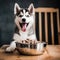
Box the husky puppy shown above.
[6,3,37,52]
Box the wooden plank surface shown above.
[0,45,60,60]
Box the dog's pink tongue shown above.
[22,24,27,32]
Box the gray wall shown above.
[0,0,60,46]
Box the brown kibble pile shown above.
[21,39,39,44]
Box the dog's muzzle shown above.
[19,23,29,32]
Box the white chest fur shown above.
[19,30,28,40]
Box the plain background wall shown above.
[0,0,60,46]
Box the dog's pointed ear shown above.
[28,3,35,15]
[14,3,21,15]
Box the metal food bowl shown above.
[16,41,47,55]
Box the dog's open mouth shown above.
[20,23,29,32]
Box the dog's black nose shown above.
[22,18,26,22]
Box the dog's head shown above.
[14,3,35,32]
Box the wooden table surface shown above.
[0,45,60,60]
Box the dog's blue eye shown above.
[19,15,23,17]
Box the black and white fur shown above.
[6,3,37,52]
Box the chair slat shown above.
[57,9,60,44]
[50,12,54,44]
[45,12,48,43]
[33,14,36,33]
[39,13,42,42]
[57,9,59,32]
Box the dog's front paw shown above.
[5,47,13,53]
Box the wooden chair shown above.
[35,8,60,45]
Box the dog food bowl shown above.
[16,41,47,55]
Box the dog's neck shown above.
[19,30,28,35]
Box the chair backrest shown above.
[35,8,59,45]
